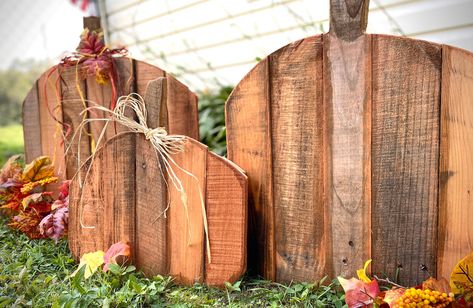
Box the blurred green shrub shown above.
[198,86,233,156]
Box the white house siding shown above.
[102,0,473,90]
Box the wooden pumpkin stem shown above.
[83,16,101,32]
[329,0,370,41]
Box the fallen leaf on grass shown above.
[451,251,473,302]
[338,276,380,308]
[71,250,105,279]
[103,241,131,272]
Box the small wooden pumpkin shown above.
[225,0,473,285]
[68,79,247,286]
[22,17,199,184]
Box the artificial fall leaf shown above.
[20,176,58,194]
[450,251,473,299]
[357,259,373,283]
[21,192,53,211]
[103,241,131,272]
[0,154,23,184]
[71,250,105,279]
[58,180,70,200]
[51,180,70,210]
[8,211,44,239]
[423,277,451,293]
[77,28,105,55]
[382,288,405,307]
[338,276,381,308]
[21,156,55,183]
[39,207,68,243]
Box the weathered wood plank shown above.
[438,46,473,280]
[37,69,66,182]
[168,139,207,284]
[135,79,168,276]
[69,133,135,259]
[69,155,105,259]
[86,76,114,146]
[204,152,247,286]
[371,35,441,285]
[166,76,199,139]
[329,0,369,41]
[226,58,275,279]
[102,133,136,255]
[22,81,42,163]
[113,57,135,133]
[135,134,167,275]
[324,33,371,277]
[60,66,91,179]
[269,35,327,282]
[134,60,165,99]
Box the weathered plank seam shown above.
[266,54,276,280]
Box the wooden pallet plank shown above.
[204,152,247,286]
[86,76,114,146]
[226,58,275,279]
[134,60,165,98]
[102,133,136,254]
[270,35,327,282]
[371,35,441,285]
[69,154,105,259]
[166,76,199,139]
[438,46,473,279]
[113,57,136,133]
[69,133,136,259]
[135,79,169,276]
[22,81,42,162]
[324,33,372,277]
[168,138,207,284]
[60,66,91,179]
[37,69,66,182]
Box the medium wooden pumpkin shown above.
[22,17,199,184]
[225,0,473,285]
[68,79,247,286]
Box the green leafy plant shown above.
[198,86,233,156]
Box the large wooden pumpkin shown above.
[22,17,199,184]
[225,0,473,285]
[69,79,248,286]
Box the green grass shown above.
[0,217,347,307]
[0,124,24,166]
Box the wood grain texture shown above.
[226,58,275,279]
[69,133,136,259]
[86,76,115,144]
[324,33,371,277]
[69,132,247,285]
[60,66,91,179]
[329,0,369,41]
[166,76,200,139]
[270,36,327,282]
[22,81,42,163]
[113,57,135,133]
[135,79,168,275]
[134,60,165,99]
[204,152,247,286]
[371,35,441,285]
[135,134,167,275]
[168,139,207,284]
[37,69,66,182]
[438,46,473,279]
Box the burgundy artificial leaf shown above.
[39,207,68,242]
[103,241,131,272]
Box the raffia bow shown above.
[67,93,211,263]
